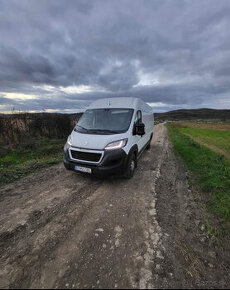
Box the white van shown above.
[64,97,154,178]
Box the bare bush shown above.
[0,112,82,147]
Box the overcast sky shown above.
[0,0,230,113]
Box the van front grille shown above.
[70,150,102,163]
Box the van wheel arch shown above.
[128,145,138,163]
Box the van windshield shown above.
[75,108,134,134]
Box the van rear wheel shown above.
[124,152,136,179]
[146,141,151,150]
[146,134,153,150]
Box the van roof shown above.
[88,97,152,111]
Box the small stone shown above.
[200,237,206,243]
[208,251,216,258]
[194,220,199,226]
[96,228,104,232]
[156,264,161,270]
[201,224,205,231]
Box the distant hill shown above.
[154,108,230,122]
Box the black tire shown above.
[146,141,151,150]
[124,152,137,179]
[63,161,71,170]
[146,134,153,150]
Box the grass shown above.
[180,127,230,153]
[205,219,220,238]
[0,137,65,186]
[167,123,230,223]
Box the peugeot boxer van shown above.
[63,97,154,178]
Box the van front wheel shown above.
[124,152,136,179]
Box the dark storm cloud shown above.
[0,0,230,112]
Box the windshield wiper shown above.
[88,129,119,134]
[74,125,88,132]
[75,126,120,134]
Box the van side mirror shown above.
[135,122,145,136]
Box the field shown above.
[168,122,230,223]
[171,122,230,159]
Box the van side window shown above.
[135,110,142,124]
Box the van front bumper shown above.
[63,145,129,177]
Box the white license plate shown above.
[74,165,92,174]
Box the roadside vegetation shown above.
[0,112,82,186]
[167,122,230,227]
[0,137,65,186]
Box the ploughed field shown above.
[0,124,230,289]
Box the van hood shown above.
[70,131,127,150]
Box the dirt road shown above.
[0,124,229,288]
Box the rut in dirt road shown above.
[0,124,229,289]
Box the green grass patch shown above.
[205,219,220,238]
[0,137,65,186]
[180,127,230,153]
[167,123,230,223]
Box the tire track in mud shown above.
[10,183,111,289]
[0,171,105,288]
[0,180,102,255]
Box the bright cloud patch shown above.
[147,102,170,108]
[59,85,102,94]
[1,92,39,100]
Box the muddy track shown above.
[0,124,229,289]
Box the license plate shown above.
[74,165,92,174]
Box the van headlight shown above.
[67,135,73,146]
[104,139,128,150]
